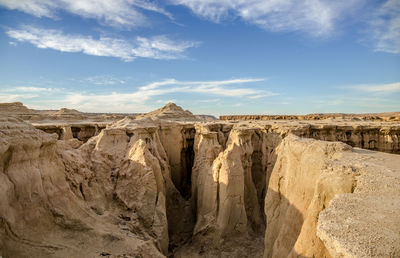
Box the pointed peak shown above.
[136,102,197,121]
[160,102,183,111]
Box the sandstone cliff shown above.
[0,117,165,257]
[0,102,34,113]
[220,112,400,122]
[264,135,400,257]
[1,103,400,258]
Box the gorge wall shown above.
[220,113,400,122]
[1,109,400,257]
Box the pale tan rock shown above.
[62,124,172,255]
[0,102,34,113]
[136,102,199,121]
[264,134,400,258]
[317,149,400,257]
[191,125,223,235]
[55,108,82,115]
[220,112,400,122]
[1,102,400,258]
[0,116,164,257]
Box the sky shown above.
[0,0,399,116]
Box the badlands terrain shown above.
[0,102,399,258]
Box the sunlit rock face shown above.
[0,117,164,257]
[1,102,399,257]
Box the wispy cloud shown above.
[84,75,126,85]
[137,78,271,97]
[139,78,265,90]
[0,0,172,29]
[351,82,400,93]
[0,93,38,102]
[197,98,220,103]
[171,0,361,37]
[5,86,58,92]
[6,26,199,61]
[369,0,400,54]
[0,78,276,112]
[248,93,277,99]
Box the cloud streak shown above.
[171,0,361,37]
[6,26,199,61]
[83,76,126,85]
[0,78,276,112]
[351,82,400,93]
[0,0,172,28]
[5,86,57,92]
[369,0,400,54]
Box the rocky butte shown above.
[0,102,399,257]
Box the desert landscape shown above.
[0,102,399,257]
[1,1,399,257]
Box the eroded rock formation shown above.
[1,102,400,257]
[0,117,164,257]
[220,112,400,122]
[264,135,400,257]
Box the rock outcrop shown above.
[0,117,164,257]
[264,135,400,257]
[293,124,400,154]
[136,102,199,121]
[1,102,400,258]
[220,112,400,122]
[0,102,34,113]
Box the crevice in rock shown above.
[37,125,103,142]
[159,127,197,255]
[73,126,99,142]
[37,127,63,140]
[250,131,267,226]
[179,128,195,199]
[71,127,81,139]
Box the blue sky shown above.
[0,0,399,115]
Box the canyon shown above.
[1,102,399,257]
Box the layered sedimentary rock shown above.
[0,102,34,113]
[317,149,400,257]
[35,124,106,141]
[190,126,278,237]
[264,135,400,257]
[0,117,165,257]
[136,102,198,121]
[220,112,400,121]
[292,124,400,154]
[175,125,270,257]
[1,102,400,258]
[264,135,353,257]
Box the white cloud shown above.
[0,93,38,102]
[369,0,400,54]
[352,82,400,93]
[7,86,56,92]
[171,0,361,37]
[139,78,265,90]
[137,78,271,97]
[0,0,172,28]
[84,76,126,85]
[197,98,220,103]
[0,78,276,112]
[248,93,278,99]
[6,26,198,61]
